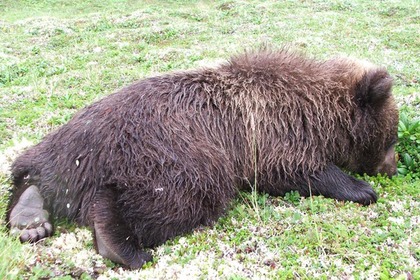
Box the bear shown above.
[6,49,398,269]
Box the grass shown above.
[0,0,419,279]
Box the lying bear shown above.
[7,49,398,269]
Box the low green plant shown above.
[396,108,420,178]
[283,190,301,206]
[0,230,28,280]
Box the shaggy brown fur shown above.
[7,49,398,268]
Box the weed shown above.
[397,108,420,178]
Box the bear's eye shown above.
[387,139,398,149]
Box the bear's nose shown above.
[376,148,398,177]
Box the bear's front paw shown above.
[346,179,378,206]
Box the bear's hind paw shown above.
[11,222,53,243]
[9,185,53,243]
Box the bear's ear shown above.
[356,68,393,108]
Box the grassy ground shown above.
[0,0,419,279]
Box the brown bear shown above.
[6,49,398,269]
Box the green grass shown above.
[0,0,419,279]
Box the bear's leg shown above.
[91,187,152,269]
[307,164,377,205]
[8,185,53,242]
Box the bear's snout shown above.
[376,146,398,177]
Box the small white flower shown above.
[388,216,404,225]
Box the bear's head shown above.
[346,67,399,177]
